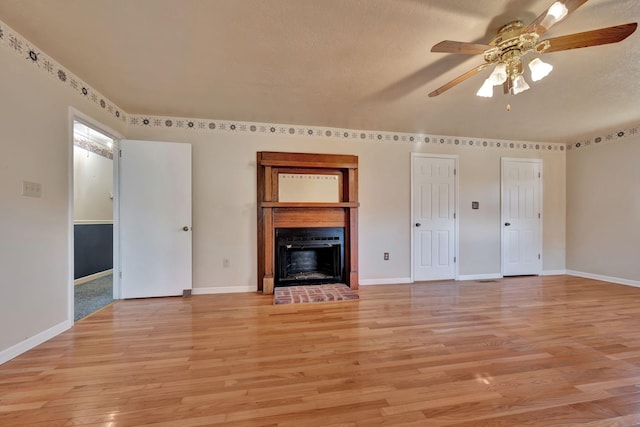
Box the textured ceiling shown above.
[0,0,638,143]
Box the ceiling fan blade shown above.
[543,22,637,53]
[431,40,491,55]
[428,64,490,97]
[524,0,589,36]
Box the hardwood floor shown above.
[4,275,640,426]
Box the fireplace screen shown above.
[275,227,344,287]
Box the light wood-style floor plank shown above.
[4,276,640,425]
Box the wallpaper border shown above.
[0,20,126,124]
[73,137,113,160]
[566,125,639,152]
[125,113,566,152]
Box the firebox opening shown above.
[275,227,344,287]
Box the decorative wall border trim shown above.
[73,136,113,159]
[127,113,568,152]
[1,17,636,154]
[0,20,126,124]
[566,124,640,153]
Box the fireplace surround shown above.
[256,152,359,294]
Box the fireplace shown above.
[275,227,344,287]
[257,152,359,294]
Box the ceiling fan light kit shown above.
[476,78,494,97]
[427,0,637,98]
[511,74,531,95]
[488,63,508,85]
[542,1,570,29]
[529,57,554,82]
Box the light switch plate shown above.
[22,181,42,198]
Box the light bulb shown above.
[511,75,530,95]
[548,2,568,21]
[541,1,568,28]
[488,63,508,86]
[529,58,553,82]
[476,78,494,98]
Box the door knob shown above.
[504,223,511,227]
[183,226,190,232]
[415,223,421,227]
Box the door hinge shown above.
[454,169,457,176]
[454,256,457,263]
[119,149,122,157]
[453,212,456,219]
[538,172,541,178]
[538,213,541,219]
[119,271,122,278]
[538,254,541,260]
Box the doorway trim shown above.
[500,157,543,276]
[68,107,123,323]
[410,152,459,283]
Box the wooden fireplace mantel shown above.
[257,152,359,294]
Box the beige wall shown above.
[73,146,113,222]
[0,45,126,356]
[126,126,567,289]
[566,135,640,281]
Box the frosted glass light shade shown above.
[488,63,508,85]
[548,2,568,21]
[511,75,530,95]
[541,1,568,28]
[476,78,494,97]
[529,58,553,82]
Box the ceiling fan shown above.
[428,0,637,98]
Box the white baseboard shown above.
[457,273,503,281]
[74,269,113,286]
[541,269,567,276]
[567,270,640,288]
[359,277,412,286]
[192,286,256,295]
[458,271,569,280]
[0,320,71,365]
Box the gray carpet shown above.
[74,274,114,321]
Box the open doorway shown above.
[72,120,115,320]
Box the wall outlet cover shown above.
[22,181,42,198]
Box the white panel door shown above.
[501,158,541,276]
[119,140,192,298]
[412,155,456,281]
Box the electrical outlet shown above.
[22,181,42,198]
[384,252,389,261]
[223,258,230,268]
